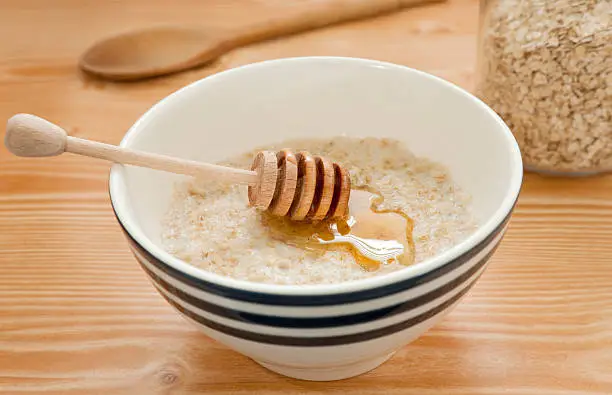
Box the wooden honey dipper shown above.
[4,114,350,221]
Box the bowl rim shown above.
[109,56,523,297]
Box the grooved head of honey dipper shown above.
[329,164,351,219]
[248,149,351,222]
[248,151,278,209]
[310,156,336,221]
[268,150,298,217]
[289,151,318,221]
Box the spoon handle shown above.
[228,0,443,48]
[5,114,258,185]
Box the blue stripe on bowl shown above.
[156,274,482,347]
[136,245,498,328]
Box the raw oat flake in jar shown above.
[476,0,611,175]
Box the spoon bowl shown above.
[79,27,230,80]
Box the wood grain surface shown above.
[1,1,611,394]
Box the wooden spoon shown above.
[5,114,350,221]
[79,0,443,81]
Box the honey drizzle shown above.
[355,185,416,269]
[261,186,415,271]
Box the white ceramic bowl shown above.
[109,57,522,381]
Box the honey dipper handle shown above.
[5,114,258,185]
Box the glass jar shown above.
[476,0,612,175]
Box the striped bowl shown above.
[109,57,523,381]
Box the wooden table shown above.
[1,1,611,394]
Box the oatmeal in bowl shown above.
[109,57,522,381]
[162,136,478,285]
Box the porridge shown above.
[161,137,478,285]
